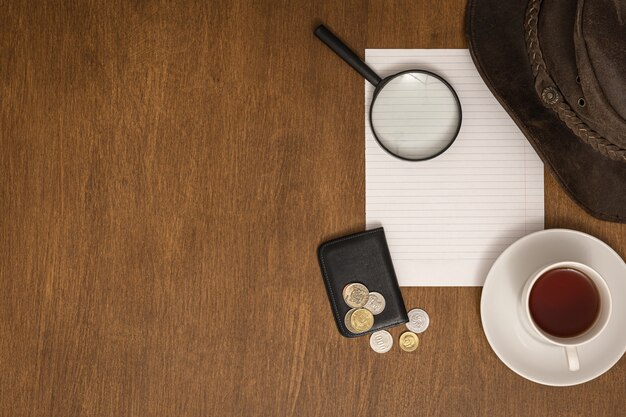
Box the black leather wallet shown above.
[317,228,408,337]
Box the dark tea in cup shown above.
[523,261,612,372]
[528,268,600,338]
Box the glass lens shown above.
[370,72,461,160]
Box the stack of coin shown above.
[343,283,431,354]
[342,282,387,334]
[344,308,374,334]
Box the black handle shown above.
[314,25,381,87]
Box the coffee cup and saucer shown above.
[481,229,626,386]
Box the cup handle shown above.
[565,346,579,372]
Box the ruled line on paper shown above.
[365,49,544,287]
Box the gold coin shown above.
[350,308,374,333]
[399,331,420,352]
[344,309,357,333]
[342,283,369,308]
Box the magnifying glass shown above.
[315,25,462,162]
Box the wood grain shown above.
[0,1,624,416]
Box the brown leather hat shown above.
[466,0,626,222]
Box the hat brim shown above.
[466,0,626,223]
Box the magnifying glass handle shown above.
[314,25,381,87]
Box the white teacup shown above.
[522,261,612,372]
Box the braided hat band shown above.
[524,0,626,162]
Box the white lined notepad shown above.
[365,49,544,286]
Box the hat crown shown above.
[536,0,626,150]
[576,0,626,120]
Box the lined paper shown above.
[365,49,544,286]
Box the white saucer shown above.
[481,229,626,386]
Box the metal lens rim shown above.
[369,69,463,162]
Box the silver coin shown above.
[364,292,386,315]
[369,330,393,353]
[342,283,369,308]
[406,308,430,333]
[344,308,357,333]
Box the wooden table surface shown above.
[1,1,625,416]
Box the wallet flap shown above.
[318,228,409,337]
